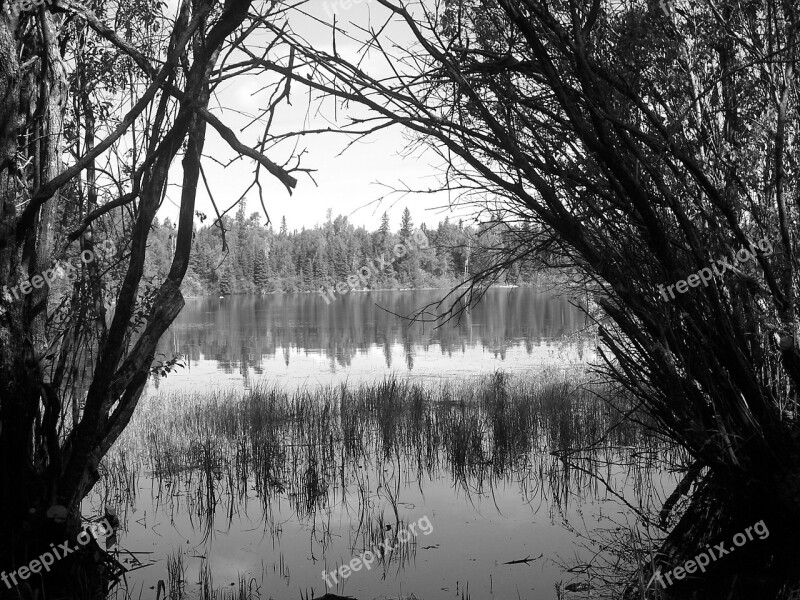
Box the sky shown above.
[154,0,470,233]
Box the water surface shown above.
[150,288,594,393]
[91,288,670,600]
[95,375,674,600]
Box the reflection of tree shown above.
[240,341,251,389]
[383,340,393,369]
[156,289,585,379]
[404,338,414,371]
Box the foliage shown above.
[258,0,800,595]
[0,0,305,587]
[159,207,547,295]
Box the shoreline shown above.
[184,282,532,299]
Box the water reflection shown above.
[96,372,675,600]
[151,288,593,392]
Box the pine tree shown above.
[304,258,315,288]
[280,216,287,236]
[220,268,233,296]
[379,212,390,237]
[254,247,269,293]
[236,199,247,226]
[400,207,413,238]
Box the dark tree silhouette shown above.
[0,0,302,595]
[259,0,800,596]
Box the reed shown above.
[96,367,676,588]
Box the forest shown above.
[147,205,544,296]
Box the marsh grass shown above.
[99,368,673,518]
[98,368,677,597]
[166,551,186,599]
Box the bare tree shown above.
[245,0,800,596]
[0,0,305,594]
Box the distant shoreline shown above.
[184,283,528,299]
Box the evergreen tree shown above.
[400,207,413,238]
[219,267,233,296]
[379,212,390,238]
[304,258,315,288]
[254,247,269,293]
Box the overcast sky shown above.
[154,0,467,232]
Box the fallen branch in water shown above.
[503,553,543,565]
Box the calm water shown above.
[89,288,671,600]
[148,288,595,393]
[94,376,674,600]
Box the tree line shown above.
[144,206,545,296]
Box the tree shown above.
[269,0,800,595]
[379,211,391,239]
[0,0,301,594]
[219,266,234,296]
[253,246,269,293]
[395,208,420,285]
[399,207,413,238]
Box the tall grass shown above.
[97,368,676,535]
[95,368,683,599]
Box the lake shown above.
[149,287,596,393]
[91,288,671,600]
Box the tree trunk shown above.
[627,452,800,599]
[0,7,89,596]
